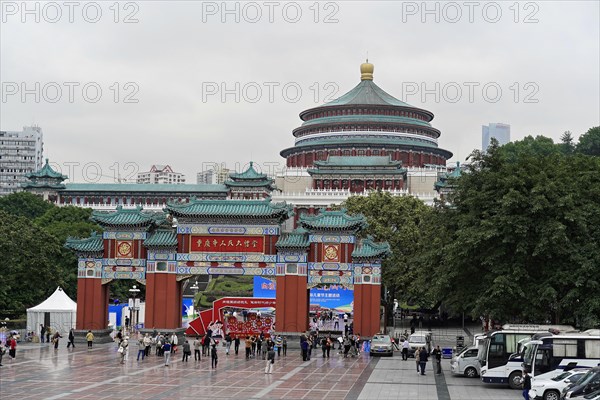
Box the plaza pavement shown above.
[0,326,520,400]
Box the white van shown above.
[451,345,480,378]
[408,331,433,357]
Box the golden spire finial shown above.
[360,58,374,81]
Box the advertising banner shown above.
[253,276,353,312]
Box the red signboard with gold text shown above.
[190,235,264,253]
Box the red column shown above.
[353,283,381,337]
[275,274,308,333]
[76,278,109,330]
[145,272,182,329]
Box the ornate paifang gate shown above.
[66,201,389,336]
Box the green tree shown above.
[420,137,600,327]
[577,126,600,156]
[343,192,432,312]
[0,192,52,219]
[35,206,102,300]
[560,131,575,155]
[0,210,64,312]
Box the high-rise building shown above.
[482,123,511,151]
[0,125,44,195]
[136,165,185,184]
[196,166,230,184]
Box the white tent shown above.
[27,287,77,335]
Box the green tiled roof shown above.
[314,156,401,167]
[22,182,66,189]
[434,163,462,191]
[301,114,432,128]
[324,80,412,108]
[276,227,310,249]
[307,169,406,176]
[228,162,267,180]
[166,198,293,222]
[65,232,104,253]
[352,237,391,259]
[145,229,178,247]
[63,183,228,193]
[26,159,68,180]
[91,206,166,227]
[224,180,274,188]
[299,209,367,232]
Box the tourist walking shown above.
[163,340,172,366]
[225,333,232,355]
[245,336,252,359]
[170,333,178,353]
[0,340,5,366]
[415,348,421,372]
[282,336,287,356]
[234,335,240,355]
[8,335,17,360]
[251,335,257,357]
[137,336,146,361]
[182,340,191,362]
[431,346,442,374]
[143,333,152,356]
[46,326,51,343]
[522,369,532,400]
[40,324,46,343]
[275,335,283,357]
[52,331,63,350]
[67,328,75,348]
[301,336,309,361]
[211,342,218,369]
[193,336,202,361]
[119,336,129,364]
[402,339,409,360]
[86,330,94,349]
[265,346,275,374]
[419,347,428,375]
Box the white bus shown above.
[524,330,600,381]
[478,324,575,389]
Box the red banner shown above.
[190,235,264,253]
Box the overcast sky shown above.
[1,1,599,183]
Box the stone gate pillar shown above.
[353,263,382,337]
[76,257,109,330]
[275,262,309,333]
[145,258,182,329]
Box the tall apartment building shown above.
[0,125,44,195]
[482,123,511,151]
[136,165,186,184]
[196,166,230,184]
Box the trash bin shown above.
[442,348,453,359]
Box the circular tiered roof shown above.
[280,62,453,167]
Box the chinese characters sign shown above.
[190,235,264,253]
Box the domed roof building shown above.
[281,61,452,171]
[275,62,452,206]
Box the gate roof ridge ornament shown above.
[298,209,367,232]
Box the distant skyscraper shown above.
[0,125,44,195]
[482,123,511,151]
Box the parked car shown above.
[450,345,480,378]
[529,369,587,400]
[583,388,600,400]
[407,331,432,357]
[561,367,600,399]
[370,334,394,357]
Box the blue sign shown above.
[253,277,353,312]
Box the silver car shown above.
[370,334,394,357]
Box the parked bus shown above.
[523,330,600,381]
[478,324,575,389]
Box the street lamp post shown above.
[128,285,140,333]
[190,280,199,318]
